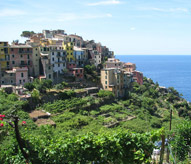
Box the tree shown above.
[24,82,35,91]
[20,31,35,38]
[42,80,53,91]
[171,120,191,161]
[31,89,40,104]
[84,65,96,74]
[33,79,53,93]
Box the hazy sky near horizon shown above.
[1,0,191,55]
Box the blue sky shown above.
[1,0,191,55]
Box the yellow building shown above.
[63,42,75,62]
[0,42,9,70]
[40,39,57,47]
[101,68,133,97]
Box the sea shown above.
[116,55,191,102]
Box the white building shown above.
[49,45,66,74]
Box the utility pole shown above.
[167,107,172,163]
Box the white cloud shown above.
[87,0,121,6]
[0,9,26,17]
[130,27,135,31]
[57,13,112,22]
[140,7,189,13]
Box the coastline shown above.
[116,55,191,102]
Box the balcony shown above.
[57,54,63,57]
[20,63,28,67]
[19,51,32,54]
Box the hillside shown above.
[0,77,190,163]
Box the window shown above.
[58,58,60,62]
[2,81,4,84]
[12,54,14,58]
[52,58,54,61]
[76,70,78,73]
[23,79,25,82]
[7,61,9,66]
[11,80,13,84]
[71,53,72,55]
[48,66,51,70]
[105,76,107,79]
[58,64,60,67]
[71,48,72,50]
[49,74,51,79]
[36,48,37,50]
[19,80,22,84]
[20,55,23,58]
[28,61,30,65]
[105,81,107,84]
[21,61,24,65]
[10,73,13,76]
[36,54,38,56]
[21,73,24,77]
[52,52,54,55]
[11,48,14,52]
[27,54,30,59]
[80,69,82,73]
[105,86,107,89]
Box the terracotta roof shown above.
[124,62,135,65]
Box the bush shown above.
[98,90,114,98]
[58,90,76,100]
[24,82,35,91]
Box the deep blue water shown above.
[116,55,191,102]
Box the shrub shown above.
[97,90,114,98]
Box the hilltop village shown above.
[0,29,143,97]
[1,30,191,164]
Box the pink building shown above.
[67,62,77,69]
[133,71,143,85]
[71,68,84,80]
[9,45,33,76]
[12,67,29,85]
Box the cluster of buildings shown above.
[0,29,114,86]
[0,29,143,98]
[101,58,143,97]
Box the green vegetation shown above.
[1,77,191,163]
[25,79,53,93]
[98,90,115,98]
[20,31,35,38]
[53,81,68,90]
